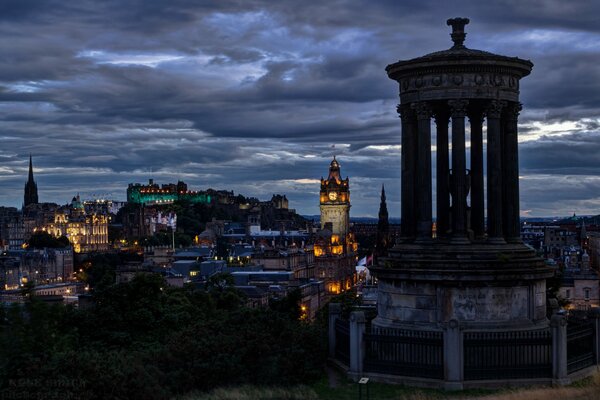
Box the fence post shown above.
[443,319,463,390]
[590,307,600,365]
[551,312,569,385]
[349,310,366,380]
[329,303,342,358]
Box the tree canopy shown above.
[27,231,70,249]
[0,274,326,400]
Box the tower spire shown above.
[28,154,34,181]
[23,154,39,208]
[375,184,390,258]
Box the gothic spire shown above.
[28,154,34,181]
[379,185,388,218]
[375,184,390,257]
[23,154,39,208]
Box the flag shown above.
[357,256,367,267]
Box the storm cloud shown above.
[0,0,599,217]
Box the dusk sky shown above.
[1,1,599,217]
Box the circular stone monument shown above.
[370,18,554,330]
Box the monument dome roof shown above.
[386,17,533,79]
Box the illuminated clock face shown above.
[328,192,338,201]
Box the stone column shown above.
[328,303,342,358]
[349,310,366,380]
[412,102,433,242]
[502,102,523,243]
[399,104,417,240]
[449,99,469,243]
[435,110,450,239]
[443,319,463,390]
[486,100,506,244]
[469,108,485,240]
[551,313,569,385]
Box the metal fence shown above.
[567,318,596,374]
[334,318,350,365]
[363,327,444,379]
[463,329,552,380]
[330,305,599,385]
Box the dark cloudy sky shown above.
[1,1,599,217]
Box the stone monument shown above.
[371,18,554,330]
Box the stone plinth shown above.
[370,242,553,330]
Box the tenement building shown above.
[330,18,599,389]
[315,157,357,294]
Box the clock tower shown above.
[320,157,350,237]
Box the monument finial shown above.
[446,17,470,48]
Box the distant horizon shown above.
[3,179,598,222]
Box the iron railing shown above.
[463,329,552,380]
[363,327,444,379]
[334,318,350,365]
[567,318,596,374]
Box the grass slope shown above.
[176,370,600,400]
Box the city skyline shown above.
[1,1,599,217]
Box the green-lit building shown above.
[127,179,211,205]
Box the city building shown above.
[35,195,109,253]
[319,156,350,237]
[0,248,73,290]
[559,250,600,310]
[315,157,357,294]
[0,281,84,304]
[521,222,546,250]
[83,199,127,216]
[252,245,315,280]
[0,207,20,249]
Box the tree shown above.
[27,231,70,249]
[269,288,302,320]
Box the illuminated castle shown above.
[127,179,211,205]
[314,157,357,294]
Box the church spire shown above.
[28,154,34,181]
[23,154,39,208]
[379,185,388,218]
[375,184,390,257]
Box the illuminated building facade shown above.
[127,179,211,205]
[0,248,73,290]
[319,156,350,237]
[36,195,109,253]
[315,157,357,294]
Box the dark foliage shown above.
[0,274,326,399]
[27,231,70,249]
